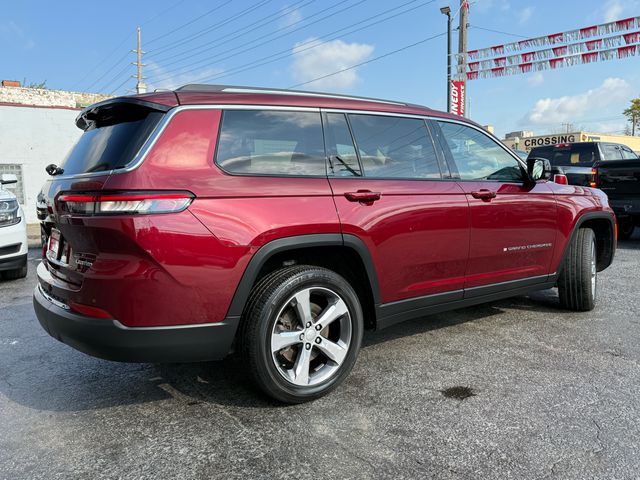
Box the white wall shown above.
[0,105,82,223]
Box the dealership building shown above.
[503,130,640,153]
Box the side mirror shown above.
[0,174,18,185]
[526,157,552,181]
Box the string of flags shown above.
[464,16,640,80]
[467,16,640,60]
[466,43,639,80]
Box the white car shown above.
[0,174,28,279]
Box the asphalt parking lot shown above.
[1,234,639,480]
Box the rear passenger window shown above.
[601,144,622,161]
[324,113,361,176]
[348,114,441,179]
[438,121,523,181]
[216,110,326,176]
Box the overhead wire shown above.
[149,0,433,86]
[289,32,447,89]
[147,0,363,82]
[174,0,435,82]
[149,0,314,64]
[75,0,186,91]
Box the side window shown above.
[216,110,326,176]
[348,114,441,179]
[601,144,622,161]
[324,113,361,177]
[622,146,638,159]
[437,121,524,181]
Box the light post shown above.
[440,6,452,113]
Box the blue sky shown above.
[2,0,639,137]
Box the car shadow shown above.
[1,290,567,413]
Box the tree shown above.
[623,98,640,136]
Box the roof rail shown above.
[176,84,408,106]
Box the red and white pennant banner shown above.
[467,31,640,71]
[467,16,640,60]
[466,43,639,80]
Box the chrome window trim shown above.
[53,103,524,181]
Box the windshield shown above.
[60,105,164,175]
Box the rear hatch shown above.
[40,98,172,286]
[594,159,640,214]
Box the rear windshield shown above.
[60,104,164,175]
[529,144,597,167]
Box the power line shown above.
[183,0,436,86]
[148,0,430,87]
[469,24,528,38]
[74,0,186,91]
[148,0,360,80]
[145,0,234,45]
[289,32,446,88]
[147,0,273,58]
[150,0,314,64]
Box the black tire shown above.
[2,264,27,280]
[558,228,597,311]
[618,217,635,240]
[240,265,363,403]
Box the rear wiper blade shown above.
[45,164,64,176]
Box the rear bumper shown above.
[33,284,239,363]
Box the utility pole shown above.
[457,0,469,115]
[133,26,146,94]
[440,6,452,112]
[561,122,573,133]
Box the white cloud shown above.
[519,6,534,24]
[601,0,640,22]
[291,38,374,90]
[279,6,303,29]
[526,72,544,86]
[523,77,632,126]
[603,0,624,22]
[145,61,224,91]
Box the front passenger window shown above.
[437,121,524,181]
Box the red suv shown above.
[34,85,616,403]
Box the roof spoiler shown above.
[75,97,172,131]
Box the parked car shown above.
[528,141,638,186]
[34,85,616,403]
[592,158,640,239]
[0,174,28,279]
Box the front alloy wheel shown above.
[241,266,363,403]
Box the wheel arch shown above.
[562,212,615,273]
[227,234,381,328]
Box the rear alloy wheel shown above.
[241,266,363,403]
[558,228,597,311]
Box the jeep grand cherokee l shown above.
[34,85,616,403]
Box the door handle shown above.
[344,190,382,204]
[470,189,497,200]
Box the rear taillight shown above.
[57,191,194,215]
[553,174,568,185]
[590,168,598,188]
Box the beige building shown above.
[502,131,640,153]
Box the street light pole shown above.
[440,6,452,113]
